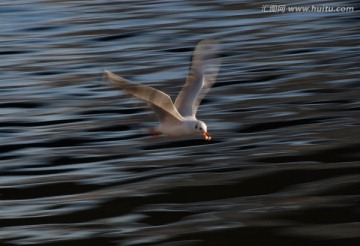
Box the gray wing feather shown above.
[104,70,183,124]
[174,40,221,117]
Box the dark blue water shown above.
[1,1,359,245]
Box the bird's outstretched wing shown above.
[104,70,183,124]
[174,40,221,118]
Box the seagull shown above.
[104,40,221,141]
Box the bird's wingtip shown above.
[103,70,111,77]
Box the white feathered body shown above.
[157,119,196,137]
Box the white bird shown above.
[104,40,221,141]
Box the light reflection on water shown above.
[0,0,359,245]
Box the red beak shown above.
[202,132,211,141]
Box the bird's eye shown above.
[195,123,198,129]
[199,127,203,131]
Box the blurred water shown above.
[0,0,360,245]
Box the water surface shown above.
[0,1,359,245]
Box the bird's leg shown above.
[150,128,162,137]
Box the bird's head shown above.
[195,120,211,141]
